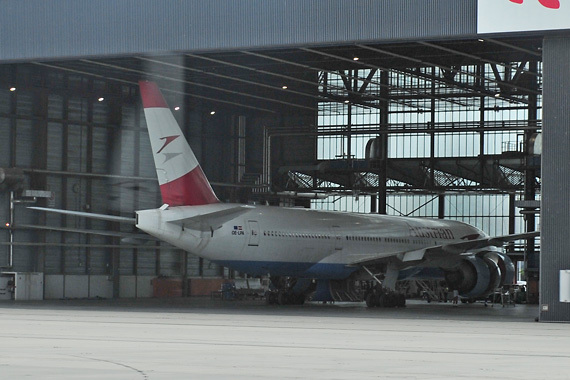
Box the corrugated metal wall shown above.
[0,0,477,62]
[0,65,232,280]
[540,36,570,322]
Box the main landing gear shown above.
[265,276,312,306]
[362,265,406,308]
[265,290,306,305]
[364,288,406,308]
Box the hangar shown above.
[0,0,567,322]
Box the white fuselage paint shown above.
[136,204,485,279]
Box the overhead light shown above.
[494,93,501,98]
[344,100,350,104]
[9,87,16,92]
[353,57,359,61]
[174,106,180,111]
[282,85,288,89]
[478,39,485,42]
[210,111,216,115]
[98,97,104,102]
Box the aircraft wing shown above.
[29,206,136,224]
[349,230,540,267]
[167,205,254,231]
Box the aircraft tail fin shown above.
[139,81,219,206]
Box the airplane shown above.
[32,81,540,307]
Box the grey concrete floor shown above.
[0,298,569,379]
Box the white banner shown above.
[478,0,570,33]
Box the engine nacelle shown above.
[444,254,511,299]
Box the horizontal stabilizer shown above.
[16,223,155,241]
[29,207,136,224]
[167,205,254,231]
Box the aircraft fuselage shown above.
[136,204,485,279]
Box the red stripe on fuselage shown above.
[160,166,219,206]
[139,81,169,108]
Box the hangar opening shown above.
[0,1,567,321]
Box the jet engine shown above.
[444,253,514,299]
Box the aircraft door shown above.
[248,220,260,246]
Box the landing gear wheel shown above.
[265,291,277,305]
[396,293,406,307]
[277,291,289,305]
[366,293,377,308]
[377,294,385,308]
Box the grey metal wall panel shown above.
[66,125,88,172]
[119,250,134,276]
[91,128,109,174]
[0,89,11,113]
[186,254,201,277]
[47,123,63,171]
[0,0,477,62]
[12,230,34,270]
[43,245,62,274]
[88,238,108,275]
[139,130,156,177]
[64,244,86,275]
[159,250,182,276]
[0,192,8,267]
[136,249,157,276]
[0,117,10,167]
[15,119,33,167]
[47,94,63,120]
[540,36,570,322]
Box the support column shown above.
[525,60,539,304]
[377,70,389,214]
[438,194,445,220]
[107,82,123,298]
[540,36,570,322]
[31,74,49,273]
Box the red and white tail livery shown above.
[139,81,219,206]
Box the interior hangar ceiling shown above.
[29,36,543,116]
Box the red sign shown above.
[509,0,560,9]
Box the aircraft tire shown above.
[265,291,277,305]
[384,293,396,308]
[396,293,406,307]
[377,294,385,308]
[277,291,290,305]
[365,293,377,308]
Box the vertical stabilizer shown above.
[139,81,219,206]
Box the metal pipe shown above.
[20,168,265,188]
[8,191,14,268]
